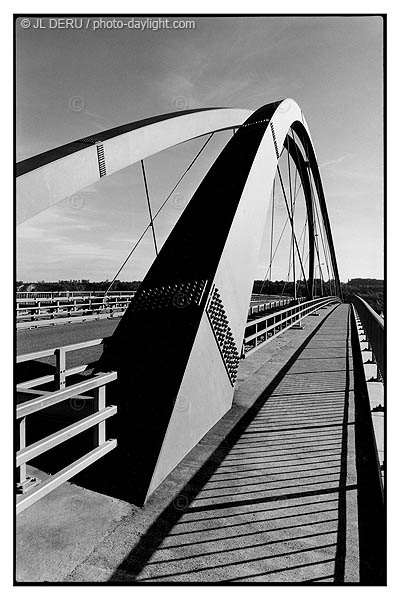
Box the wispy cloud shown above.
[319,153,355,169]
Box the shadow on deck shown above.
[64,304,385,584]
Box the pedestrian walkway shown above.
[104,304,357,582]
[18,304,384,583]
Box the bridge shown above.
[15,99,385,583]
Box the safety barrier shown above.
[243,296,340,356]
[16,371,117,514]
[248,296,306,316]
[16,297,132,329]
[16,338,108,391]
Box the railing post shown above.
[17,417,26,486]
[93,385,106,447]
[16,417,40,493]
[55,348,66,389]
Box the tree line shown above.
[17,277,384,314]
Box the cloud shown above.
[319,153,355,169]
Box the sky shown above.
[16,15,384,283]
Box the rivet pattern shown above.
[270,122,280,159]
[206,287,240,385]
[240,118,270,129]
[130,280,207,312]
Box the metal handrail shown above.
[352,295,385,381]
[17,337,109,390]
[17,372,116,419]
[16,371,118,514]
[243,296,340,356]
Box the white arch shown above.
[94,99,335,501]
[16,108,252,225]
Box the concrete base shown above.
[16,466,132,582]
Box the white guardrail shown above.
[16,292,137,330]
[16,335,117,514]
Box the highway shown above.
[17,317,121,356]
[17,317,122,377]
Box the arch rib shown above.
[16,108,252,224]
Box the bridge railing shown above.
[243,296,340,356]
[16,297,133,329]
[16,371,117,514]
[17,337,109,391]
[16,290,136,301]
[17,292,306,329]
[248,296,307,317]
[351,295,385,381]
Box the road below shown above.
[17,317,121,356]
[17,318,123,379]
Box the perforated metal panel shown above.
[96,143,107,177]
[130,280,207,313]
[206,286,240,385]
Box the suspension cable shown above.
[141,160,158,257]
[259,166,304,296]
[308,174,325,296]
[287,141,296,299]
[105,133,215,294]
[286,215,308,298]
[277,166,310,296]
[268,178,275,282]
[313,190,333,292]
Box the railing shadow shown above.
[102,305,353,582]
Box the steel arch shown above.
[16,99,341,504]
[94,98,341,503]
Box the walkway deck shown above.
[109,304,358,583]
[16,304,385,583]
